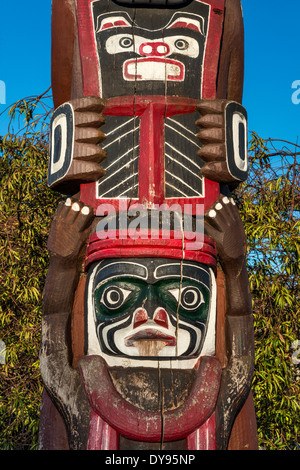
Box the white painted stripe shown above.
[165,142,200,169]
[105,145,139,171]
[118,183,139,197]
[102,126,139,150]
[167,117,198,138]
[165,123,200,148]
[105,117,136,137]
[98,156,139,185]
[98,172,139,198]
[165,182,189,198]
[165,170,202,196]
[165,153,202,180]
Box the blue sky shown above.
[0,0,299,144]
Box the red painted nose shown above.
[133,308,148,328]
[139,42,170,57]
[153,309,169,329]
[133,308,169,329]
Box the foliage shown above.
[0,94,299,450]
[235,133,300,450]
[0,92,61,449]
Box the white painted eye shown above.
[181,287,204,310]
[168,286,204,311]
[101,286,132,310]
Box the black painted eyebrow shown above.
[155,263,210,286]
[94,261,148,285]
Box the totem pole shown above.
[39,0,258,450]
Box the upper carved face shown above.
[85,258,216,368]
[92,5,210,98]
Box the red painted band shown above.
[84,231,217,270]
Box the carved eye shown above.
[168,286,204,311]
[119,37,134,49]
[101,286,132,310]
[181,287,204,310]
[174,39,189,51]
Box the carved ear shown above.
[225,101,248,182]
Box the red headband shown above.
[85,230,217,271]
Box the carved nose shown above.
[153,308,169,329]
[139,42,170,57]
[133,308,148,328]
[133,307,169,329]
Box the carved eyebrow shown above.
[96,15,132,33]
[94,261,148,286]
[167,16,205,35]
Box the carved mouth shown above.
[125,328,176,347]
[123,58,185,82]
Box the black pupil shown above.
[176,40,187,50]
[184,290,196,305]
[110,290,120,303]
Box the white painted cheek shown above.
[105,34,135,54]
[158,328,192,357]
[166,36,199,58]
[113,323,140,356]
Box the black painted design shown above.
[48,103,74,187]
[92,1,210,99]
[225,101,248,182]
[97,115,140,199]
[165,113,203,198]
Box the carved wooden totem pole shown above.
[39,0,258,450]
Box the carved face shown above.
[85,258,216,368]
[92,5,209,98]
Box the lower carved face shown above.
[85,258,216,367]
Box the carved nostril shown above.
[153,308,169,328]
[133,308,148,328]
[139,42,170,57]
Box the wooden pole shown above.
[39,0,258,450]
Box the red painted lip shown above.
[125,328,176,347]
[123,57,185,81]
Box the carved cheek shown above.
[105,34,135,55]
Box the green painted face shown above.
[94,277,210,323]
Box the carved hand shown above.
[71,96,106,165]
[204,195,247,271]
[47,198,94,263]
